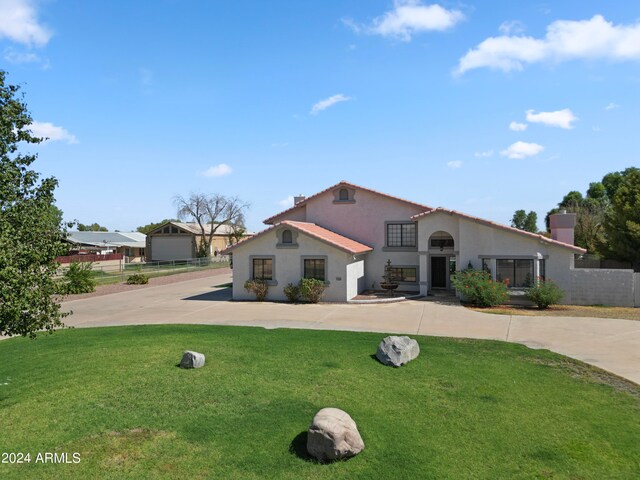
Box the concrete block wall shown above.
[570,269,638,307]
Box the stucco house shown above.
[222,181,585,302]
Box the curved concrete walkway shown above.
[57,271,640,384]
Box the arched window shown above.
[282,229,293,244]
[339,188,349,201]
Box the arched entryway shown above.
[428,231,455,290]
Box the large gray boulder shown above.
[376,335,420,367]
[180,351,205,369]
[307,408,364,462]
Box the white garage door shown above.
[151,236,193,261]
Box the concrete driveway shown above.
[59,271,640,385]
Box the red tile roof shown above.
[263,180,432,224]
[411,208,586,253]
[220,220,373,255]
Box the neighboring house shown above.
[66,231,147,263]
[222,181,585,302]
[146,221,250,261]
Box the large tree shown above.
[137,218,179,234]
[0,71,70,337]
[77,222,108,231]
[511,209,538,233]
[174,193,248,257]
[603,168,640,270]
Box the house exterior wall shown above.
[417,212,575,301]
[231,228,361,302]
[274,188,426,292]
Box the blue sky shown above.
[2,0,639,233]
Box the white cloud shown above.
[509,121,528,131]
[456,15,640,75]
[474,149,494,158]
[446,160,462,168]
[605,102,619,110]
[0,0,51,47]
[526,108,577,129]
[3,46,50,68]
[500,141,544,159]
[201,163,232,177]
[345,1,464,41]
[310,94,351,115]
[277,195,294,207]
[499,20,525,35]
[29,121,78,144]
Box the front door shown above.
[431,256,447,289]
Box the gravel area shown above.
[63,267,232,301]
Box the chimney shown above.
[293,194,306,205]
[549,211,577,245]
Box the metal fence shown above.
[91,256,229,285]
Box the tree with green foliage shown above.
[77,222,108,231]
[0,70,70,337]
[136,218,179,234]
[511,210,538,233]
[604,168,640,270]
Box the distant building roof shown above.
[66,231,146,249]
[150,221,253,236]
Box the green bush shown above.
[451,268,508,307]
[126,273,149,285]
[299,278,325,303]
[283,283,300,303]
[60,261,96,294]
[244,279,269,301]
[526,278,564,309]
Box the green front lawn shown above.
[0,326,638,479]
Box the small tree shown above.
[511,209,538,233]
[174,193,249,257]
[0,70,70,337]
[60,261,96,294]
[77,222,108,232]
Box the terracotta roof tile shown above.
[220,220,373,255]
[264,180,432,224]
[411,208,586,253]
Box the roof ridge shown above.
[263,181,432,224]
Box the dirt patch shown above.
[64,267,231,300]
[467,304,640,321]
[529,356,640,399]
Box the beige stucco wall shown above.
[231,226,365,302]
[274,187,426,293]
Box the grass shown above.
[0,325,638,479]
[468,304,640,321]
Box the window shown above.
[386,223,416,247]
[496,259,533,288]
[303,258,325,281]
[339,188,349,201]
[390,267,417,283]
[482,258,491,274]
[171,226,179,234]
[252,258,273,280]
[282,229,293,244]
[539,259,546,281]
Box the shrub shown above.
[283,283,300,303]
[451,268,508,307]
[61,261,96,294]
[299,278,325,303]
[244,279,269,301]
[526,278,564,309]
[126,273,149,285]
